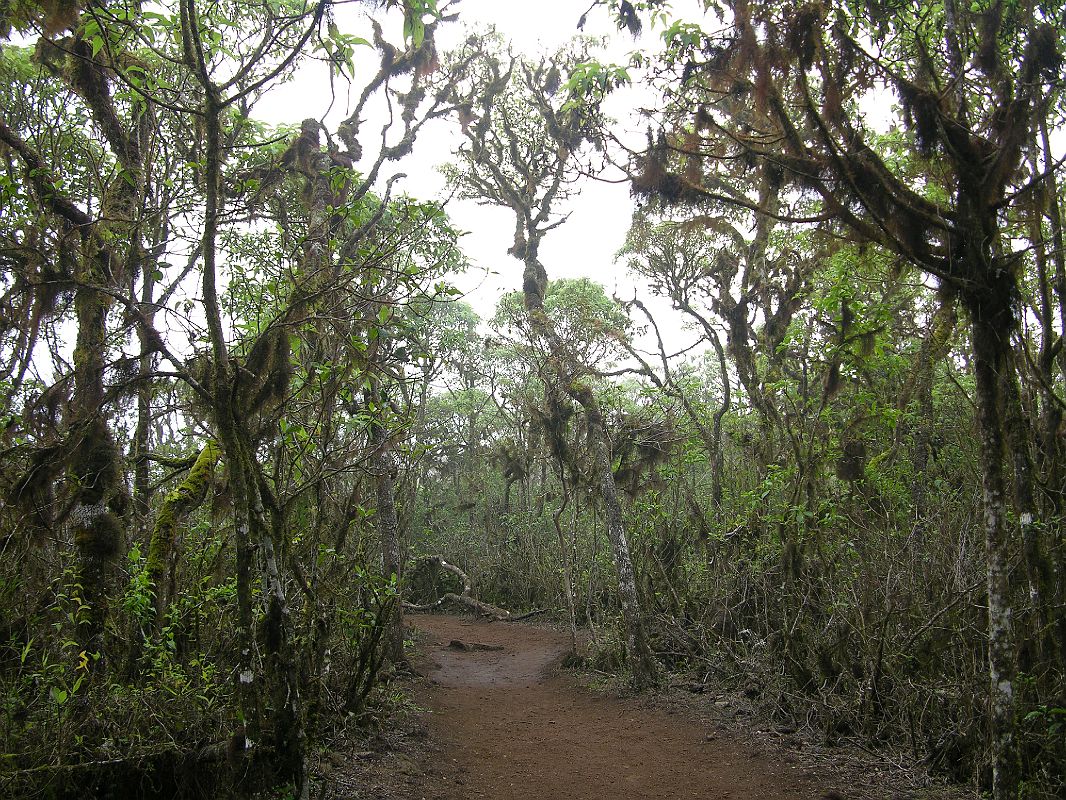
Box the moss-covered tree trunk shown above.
[70,274,126,652]
[146,441,221,618]
[366,384,406,666]
[187,35,305,788]
[65,36,148,658]
[521,249,659,689]
[950,167,1021,794]
[189,51,260,746]
[570,383,658,688]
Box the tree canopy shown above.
[1,2,1064,799]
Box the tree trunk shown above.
[146,441,221,620]
[250,463,304,793]
[707,326,730,512]
[519,241,658,688]
[552,479,580,654]
[70,274,125,655]
[376,460,405,665]
[193,64,263,757]
[367,388,406,666]
[404,556,514,619]
[967,307,1018,800]
[132,365,153,531]
[1001,367,1056,667]
[218,422,263,749]
[570,384,659,689]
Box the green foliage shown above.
[122,544,153,628]
[562,60,631,108]
[492,277,631,369]
[317,21,371,78]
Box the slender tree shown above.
[439,33,659,687]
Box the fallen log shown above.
[402,555,515,621]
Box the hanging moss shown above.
[74,512,123,559]
[785,4,822,71]
[895,78,940,157]
[237,326,292,416]
[8,444,64,541]
[71,418,124,506]
[1022,24,1060,83]
[836,439,867,482]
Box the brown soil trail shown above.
[410,614,824,800]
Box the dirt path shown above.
[409,614,827,800]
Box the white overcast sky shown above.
[406,0,649,321]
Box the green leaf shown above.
[403,15,425,47]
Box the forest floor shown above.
[315,614,973,800]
